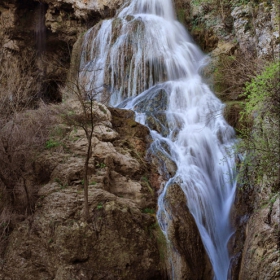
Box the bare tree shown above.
[0,43,52,206]
[0,103,58,257]
[60,69,106,221]
[213,51,263,100]
[0,105,56,206]
[0,49,41,118]
[0,42,59,251]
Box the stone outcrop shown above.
[0,0,125,103]
[0,99,216,279]
[174,0,279,59]
[231,2,279,59]
[2,188,162,280]
[228,183,256,279]
[164,183,213,279]
[42,0,125,43]
[43,0,125,19]
[0,0,124,48]
[0,100,166,280]
[239,192,279,279]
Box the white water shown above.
[79,0,237,279]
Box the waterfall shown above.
[79,0,237,279]
[35,2,47,56]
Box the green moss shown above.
[127,119,137,127]
[151,222,167,262]
[177,9,186,23]
[45,139,61,149]
[142,208,156,214]
[97,203,103,210]
[141,176,154,195]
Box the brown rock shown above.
[238,195,280,280]
[164,183,213,279]
[1,188,163,280]
[0,103,166,280]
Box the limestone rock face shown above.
[43,0,125,18]
[0,101,166,280]
[231,2,279,58]
[238,191,280,279]
[228,184,256,280]
[42,0,125,42]
[174,0,279,59]
[164,183,213,279]
[2,188,163,280]
[0,0,125,104]
[0,0,124,47]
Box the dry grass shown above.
[0,103,59,256]
[0,49,42,117]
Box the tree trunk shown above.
[84,155,90,221]
[22,177,31,214]
[83,134,92,221]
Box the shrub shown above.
[142,208,156,214]
[237,61,280,190]
[45,139,61,149]
[213,51,262,101]
[0,104,58,254]
[0,49,41,117]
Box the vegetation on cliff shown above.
[238,61,279,190]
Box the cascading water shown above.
[35,2,47,56]
[79,0,237,279]
[35,2,47,99]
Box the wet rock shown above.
[146,112,169,137]
[134,86,169,113]
[148,146,177,180]
[133,86,170,136]
[164,183,213,279]
[228,183,256,280]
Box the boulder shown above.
[238,192,280,279]
[0,102,167,280]
[1,188,163,280]
[163,183,213,279]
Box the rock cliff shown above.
[238,189,279,279]
[0,0,124,102]
[0,100,167,280]
[1,99,214,279]
[174,0,279,59]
